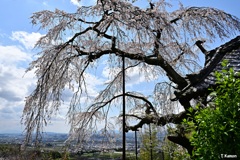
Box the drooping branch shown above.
[126,111,187,132]
[89,91,156,116]
[125,93,159,117]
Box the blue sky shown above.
[0,0,240,133]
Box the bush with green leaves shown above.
[184,65,240,159]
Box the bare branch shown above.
[195,40,207,54]
[126,111,187,132]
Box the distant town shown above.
[1,131,166,148]
[0,132,166,159]
[0,132,145,152]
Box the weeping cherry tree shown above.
[22,0,240,155]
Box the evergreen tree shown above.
[139,124,162,160]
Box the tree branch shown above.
[195,40,207,55]
[115,48,188,89]
[126,111,187,132]
[70,42,188,90]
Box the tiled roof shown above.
[176,36,240,100]
[193,36,240,90]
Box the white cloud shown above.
[0,63,36,133]
[0,30,105,133]
[0,45,32,65]
[70,0,97,7]
[84,72,104,97]
[0,65,36,101]
[70,0,81,7]
[0,31,40,133]
[11,31,43,50]
[43,1,48,6]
